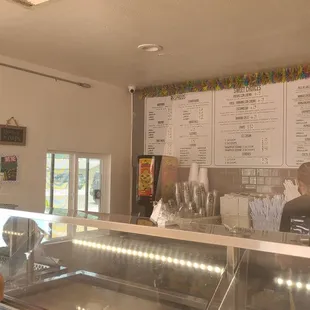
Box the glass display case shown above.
[218,250,310,310]
[0,209,309,310]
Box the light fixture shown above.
[72,239,224,275]
[215,267,221,274]
[12,0,50,6]
[275,278,310,291]
[138,44,163,52]
[2,230,24,236]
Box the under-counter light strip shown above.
[2,230,24,236]
[73,239,224,274]
[275,278,310,290]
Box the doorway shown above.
[76,157,102,213]
[45,152,107,214]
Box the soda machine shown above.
[136,155,178,217]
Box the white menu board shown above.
[144,96,174,156]
[214,84,284,166]
[286,79,310,167]
[173,92,213,167]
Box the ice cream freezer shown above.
[0,210,309,309]
[6,271,209,310]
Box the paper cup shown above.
[188,163,199,183]
[198,168,209,192]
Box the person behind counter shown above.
[280,162,310,232]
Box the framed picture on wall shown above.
[0,155,18,182]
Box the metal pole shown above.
[0,62,91,88]
[226,246,240,310]
[26,221,35,285]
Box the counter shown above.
[0,209,308,309]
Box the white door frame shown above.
[47,151,111,214]
[74,153,110,213]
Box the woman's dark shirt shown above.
[280,195,310,232]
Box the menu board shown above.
[172,92,212,166]
[286,80,310,167]
[214,84,284,166]
[144,96,174,156]
[144,80,310,168]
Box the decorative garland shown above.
[141,64,310,98]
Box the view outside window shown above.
[77,158,101,212]
[45,153,102,214]
[45,153,70,213]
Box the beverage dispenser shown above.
[136,155,178,217]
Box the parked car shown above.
[54,172,85,189]
[54,172,69,185]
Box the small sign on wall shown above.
[0,155,18,182]
[0,117,26,146]
[0,125,26,146]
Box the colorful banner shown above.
[141,64,310,98]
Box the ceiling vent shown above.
[11,0,50,6]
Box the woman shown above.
[280,162,310,232]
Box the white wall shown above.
[0,55,131,214]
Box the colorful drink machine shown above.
[136,155,178,217]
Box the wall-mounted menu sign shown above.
[214,83,284,166]
[0,125,26,146]
[286,79,310,167]
[144,96,173,156]
[144,80,310,168]
[172,92,212,166]
[145,92,212,167]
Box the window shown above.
[77,158,101,212]
[45,152,109,214]
[45,153,70,212]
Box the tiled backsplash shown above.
[132,167,297,214]
[179,168,297,195]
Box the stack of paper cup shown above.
[198,168,209,193]
[188,163,199,183]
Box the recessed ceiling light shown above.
[138,44,163,52]
[12,0,50,6]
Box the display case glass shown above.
[0,209,309,310]
[0,210,229,310]
[218,249,310,310]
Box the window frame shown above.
[45,151,111,214]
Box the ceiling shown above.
[1,0,310,88]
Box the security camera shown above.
[128,85,136,93]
